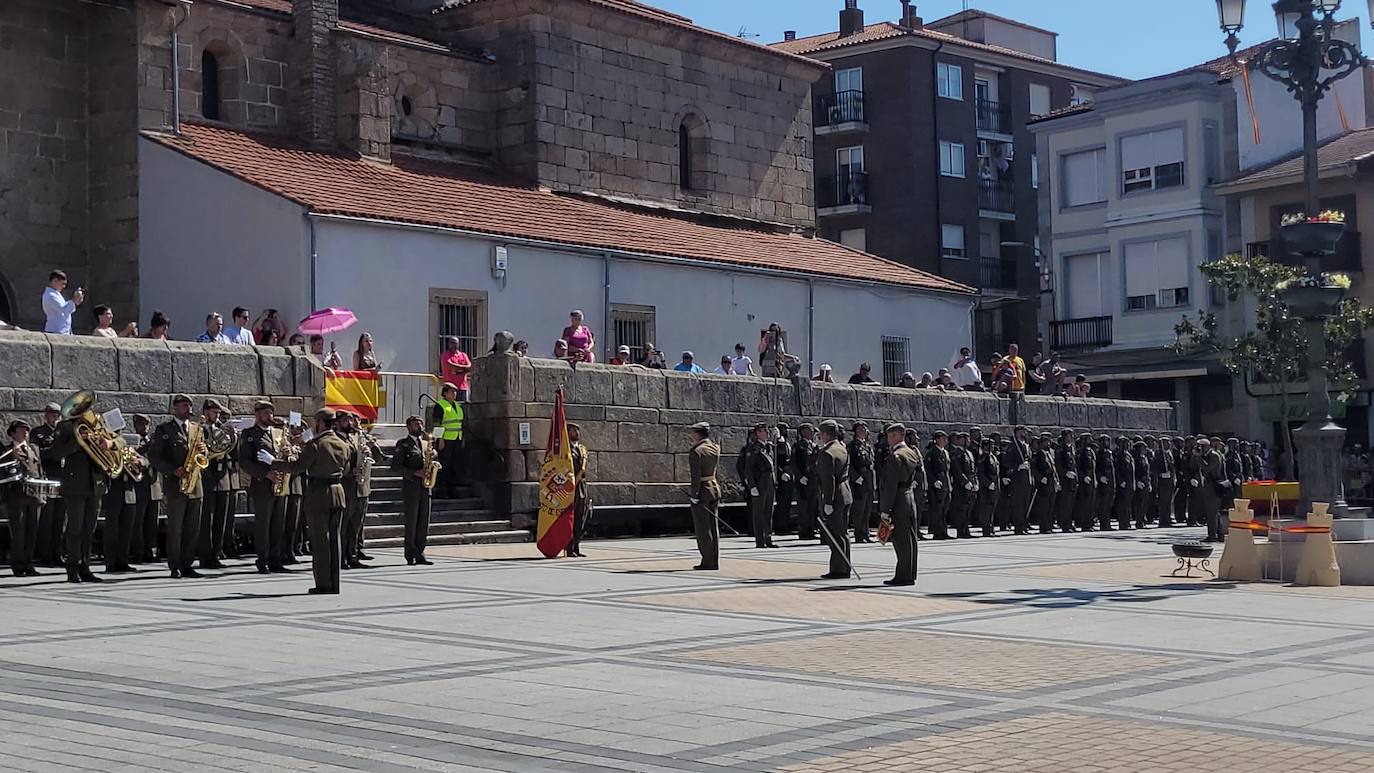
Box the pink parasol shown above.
[298,307,358,336]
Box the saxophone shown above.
[180,420,210,495]
[420,438,441,491]
[270,427,295,497]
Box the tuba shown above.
[60,390,126,478]
[180,419,210,495]
[421,438,441,491]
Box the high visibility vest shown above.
[438,399,465,441]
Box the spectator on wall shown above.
[674,351,704,374]
[915,372,935,389]
[951,347,982,389]
[143,310,172,341]
[440,336,472,401]
[713,355,734,375]
[353,332,381,372]
[196,312,229,344]
[609,345,633,365]
[1006,343,1027,394]
[848,363,878,385]
[221,307,256,345]
[730,343,755,375]
[513,339,529,357]
[641,343,667,369]
[561,310,595,363]
[252,309,288,345]
[812,364,835,383]
[897,372,917,388]
[42,270,83,335]
[90,305,137,338]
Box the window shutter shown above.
[1123,242,1156,298]
[1155,237,1190,291]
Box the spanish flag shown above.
[536,389,576,558]
[325,370,381,422]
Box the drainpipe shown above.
[308,214,318,310]
[807,278,815,375]
[602,252,611,361]
[930,39,946,279]
[168,1,192,135]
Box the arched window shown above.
[679,122,693,190]
[201,50,221,120]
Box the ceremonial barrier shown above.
[464,354,1180,526]
[0,331,326,425]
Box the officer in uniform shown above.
[735,432,754,524]
[792,423,819,540]
[197,399,233,570]
[5,420,45,577]
[1197,438,1225,542]
[1224,437,1246,511]
[993,433,1014,532]
[101,440,139,574]
[263,407,356,593]
[1074,434,1097,532]
[51,401,111,583]
[745,423,778,549]
[390,415,435,565]
[816,420,853,579]
[848,422,875,543]
[338,411,382,569]
[1249,442,1267,481]
[1151,436,1177,528]
[906,429,929,539]
[879,423,920,586]
[1031,434,1058,534]
[30,403,65,567]
[1177,436,1196,526]
[1113,436,1135,530]
[129,414,161,564]
[772,423,793,535]
[566,422,592,557]
[948,431,978,539]
[686,422,721,570]
[1132,438,1152,529]
[1055,429,1078,532]
[1008,427,1033,535]
[1096,434,1116,531]
[284,419,306,562]
[431,382,466,499]
[925,430,952,539]
[149,394,208,579]
[976,436,1001,538]
[238,400,292,574]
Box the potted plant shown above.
[1280,210,1347,257]
[1277,272,1350,318]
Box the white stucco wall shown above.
[139,140,310,340]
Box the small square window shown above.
[940,141,966,178]
[1126,294,1157,311]
[941,224,966,258]
[937,62,963,100]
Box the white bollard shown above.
[1294,503,1341,587]
[1218,498,1262,582]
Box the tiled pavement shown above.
[5,527,1374,771]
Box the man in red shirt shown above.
[439,337,472,401]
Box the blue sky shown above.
[649,0,1374,80]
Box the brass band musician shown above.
[149,394,208,579]
[238,400,293,574]
[390,415,434,566]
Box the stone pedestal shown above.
[1294,503,1341,587]
[1293,418,1347,518]
[1219,499,1262,582]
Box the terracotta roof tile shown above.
[210,0,292,13]
[1225,127,1374,187]
[146,123,971,295]
[772,21,1123,83]
[338,20,449,50]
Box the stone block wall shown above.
[466,356,1179,522]
[0,331,325,429]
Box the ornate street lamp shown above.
[1214,0,1369,516]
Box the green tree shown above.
[1173,252,1374,479]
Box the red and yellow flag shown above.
[325,370,381,422]
[536,389,576,558]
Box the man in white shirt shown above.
[221,307,256,345]
[951,347,982,389]
[42,270,83,334]
[730,343,755,375]
[712,356,735,375]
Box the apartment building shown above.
[773,2,1124,359]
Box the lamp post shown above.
[1214,0,1368,516]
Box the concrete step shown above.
[366,511,501,526]
[365,521,516,540]
[366,501,488,518]
[365,530,530,548]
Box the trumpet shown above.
[59,389,126,478]
[180,419,210,495]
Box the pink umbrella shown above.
[298,307,358,336]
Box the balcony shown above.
[976,98,1011,136]
[817,171,871,215]
[1250,229,1363,273]
[978,180,1016,219]
[1051,316,1114,351]
[978,257,1018,292]
[815,90,867,134]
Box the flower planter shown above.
[1281,220,1346,257]
[1281,284,1346,318]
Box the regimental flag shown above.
[325,370,381,422]
[536,389,576,558]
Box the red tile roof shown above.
[146,123,972,294]
[771,21,1123,83]
[338,20,450,51]
[1225,127,1374,187]
[207,0,292,14]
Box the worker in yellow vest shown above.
[431,382,465,499]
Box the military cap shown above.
[270,416,287,427]
[253,400,275,412]
[953,430,969,438]
[1196,437,1211,446]
[1078,433,1092,441]
[981,436,994,445]
[7,419,30,435]
[989,431,1003,440]
[315,407,337,421]
[1134,439,1146,448]
[884,422,906,434]
[1226,436,1240,444]
[852,421,867,432]
[1039,432,1052,439]
[202,398,224,412]
[1014,425,1029,433]
[404,414,424,424]
[753,422,769,432]
[440,381,459,393]
[690,421,710,431]
[1099,434,1112,442]
[1059,428,1073,436]
[1131,435,1143,443]
[132,413,150,423]
[969,426,983,433]
[931,429,948,438]
[43,402,61,413]
[566,421,581,431]
[819,419,840,433]
[776,421,790,431]
[798,422,816,432]
[171,393,192,406]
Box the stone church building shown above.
[2,0,973,376]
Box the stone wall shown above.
[466,356,1179,523]
[0,331,325,428]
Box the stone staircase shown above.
[362,451,529,549]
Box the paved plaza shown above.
[4,529,1374,771]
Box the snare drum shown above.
[21,478,61,500]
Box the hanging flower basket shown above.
[1280,213,1346,257]
[1280,283,1346,318]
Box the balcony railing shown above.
[816,90,866,129]
[1252,229,1363,272]
[978,180,1015,213]
[818,171,869,210]
[978,257,1017,291]
[1051,316,1113,351]
[976,98,1011,135]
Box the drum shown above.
[21,478,61,499]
